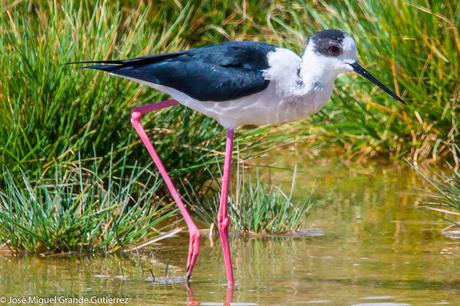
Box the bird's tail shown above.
[67,51,187,71]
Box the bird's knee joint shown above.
[130,111,142,123]
[191,231,201,241]
[218,217,230,232]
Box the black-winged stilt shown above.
[73,29,404,288]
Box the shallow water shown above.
[0,154,459,305]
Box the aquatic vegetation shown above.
[186,166,315,235]
[414,146,460,223]
[0,161,458,305]
[230,171,315,234]
[0,155,176,254]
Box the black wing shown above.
[80,41,277,101]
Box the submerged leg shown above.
[130,100,201,281]
[217,129,235,287]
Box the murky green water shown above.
[0,153,459,305]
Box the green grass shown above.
[186,166,315,235]
[414,145,460,223]
[0,153,176,255]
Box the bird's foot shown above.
[185,227,201,281]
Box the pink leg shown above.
[224,287,234,306]
[130,99,201,281]
[218,129,235,287]
[187,285,233,306]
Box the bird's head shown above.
[305,29,404,103]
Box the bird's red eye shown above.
[327,45,341,56]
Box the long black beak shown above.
[349,61,405,104]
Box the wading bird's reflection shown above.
[187,286,234,306]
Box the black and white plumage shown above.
[88,42,276,102]
[79,29,403,128]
